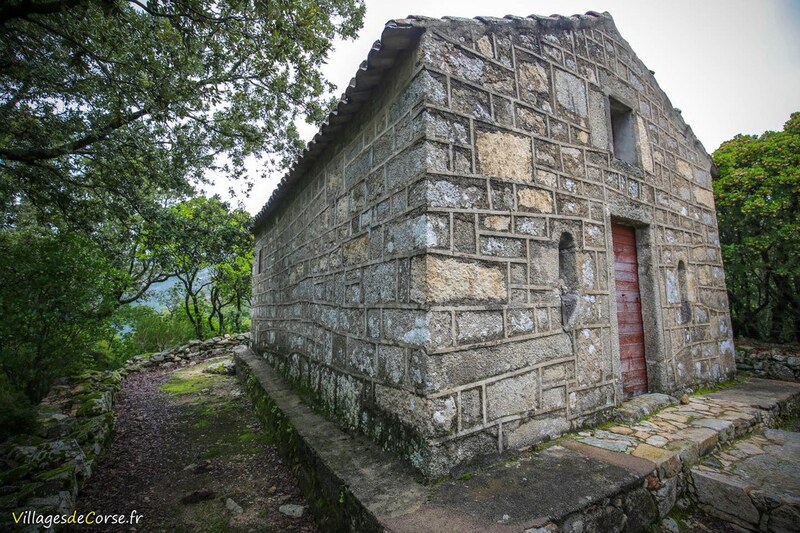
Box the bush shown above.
[0,227,121,402]
[0,373,37,442]
[110,306,197,360]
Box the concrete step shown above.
[234,346,800,532]
[690,429,800,532]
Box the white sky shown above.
[227,0,800,215]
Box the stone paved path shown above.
[78,356,318,532]
[562,378,800,531]
[571,382,791,459]
[691,429,800,531]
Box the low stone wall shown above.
[123,333,249,372]
[0,370,122,529]
[735,340,800,382]
[0,333,248,531]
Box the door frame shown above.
[606,210,669,401]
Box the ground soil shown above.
[78,357,318,532]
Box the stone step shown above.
[690,429,800,532]
[559,378,800,529]
[613,392,677,424]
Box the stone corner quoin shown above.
[249,12,735,480]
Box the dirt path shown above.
[78,357,318,532]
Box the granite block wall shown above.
[251,13,736,479]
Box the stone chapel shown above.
[250,12,736,479]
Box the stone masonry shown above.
[735,340,800,382]
[250,12,736,479]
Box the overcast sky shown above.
[230,0,800,215]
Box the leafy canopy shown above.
[149,195,253,339]
[0,1,364,421]
[0,223,123,400]
[713,112,800,341]
[0,0,365,229]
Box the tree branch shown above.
[0,108,149,163]
[0,0,88,24]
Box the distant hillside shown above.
[134,269,211,311]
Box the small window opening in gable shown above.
[257,248,263,274]
[678,260,691,324]
[559,232,579,329]
[609,97,637,165]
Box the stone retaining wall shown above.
[0,334,248,531]
[0,371,122,529]
[735,341,800,382]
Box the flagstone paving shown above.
[690,429,800,531]
[561,378,800,531]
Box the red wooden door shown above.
[611,223,648,399]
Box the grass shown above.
[692,378,739,396]
[774,412,800,431]
[238,431,257,443]
[191,419,210,430]
[160,373,217,396]
[162,362,270,464]
[592,418,621,431]
[667,500,693,531]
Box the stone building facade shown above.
[250,12,736,479]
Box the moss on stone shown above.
[34,462,76,482]
[69,414,112,445]
[0,463,33,485]
[160,373,217,396]
[692,378,739,396]
[236,359,388,531]
[16,481,44,502]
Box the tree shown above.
[0,1,363,420]
[209,253,253,334]
[153,195,252,339]
[713,112,800,342]
[0,222,123,401]
[1,0,364,232]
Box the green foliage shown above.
[109,305,196,360]
[0,0,365,231]
[0,0,362,441]
[150,195,253,339]
[713,113,800,341]
[0,373,36,442]
[0,224,123,402]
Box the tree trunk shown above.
[183,290,203,340]
[191,293,204,339]
[770,275,789,342]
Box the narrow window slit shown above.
[678,260,691,324]
[610,97,636,165]
[559,232,579,329]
